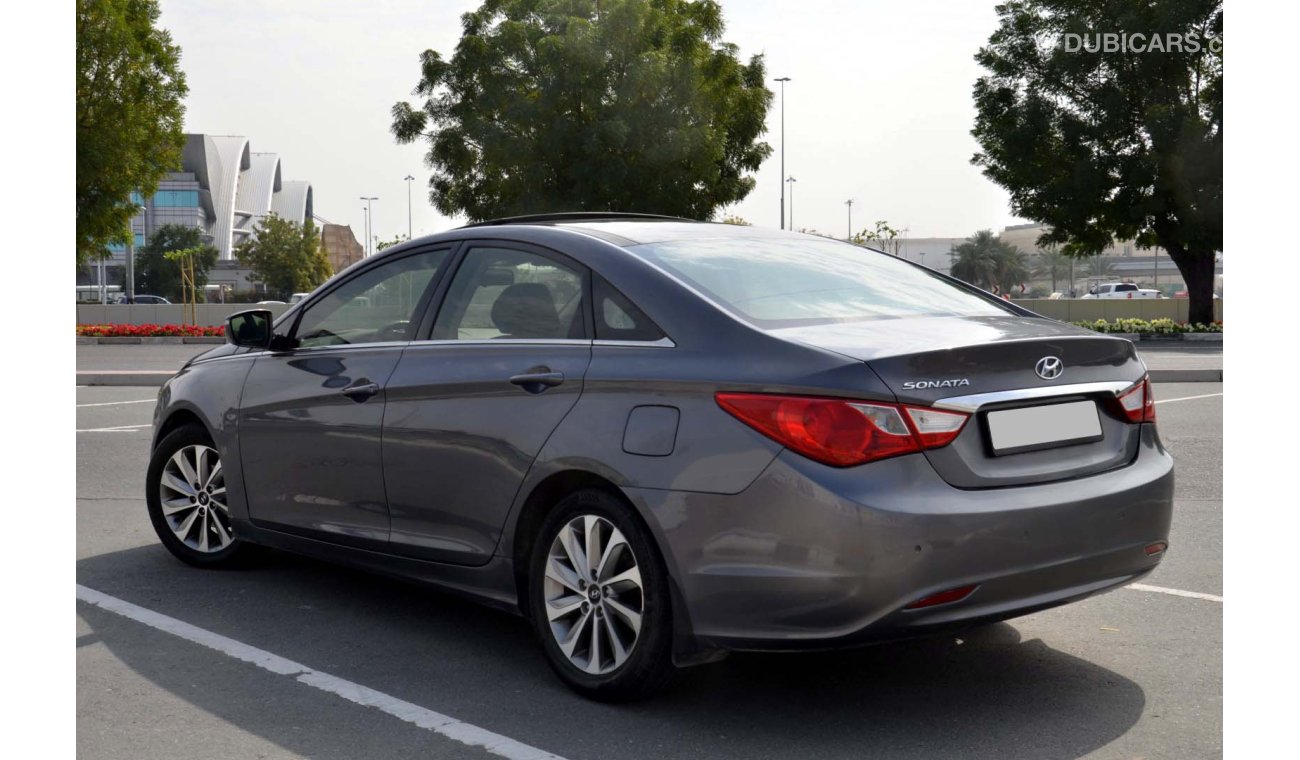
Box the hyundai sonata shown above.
[147,213,1173,700]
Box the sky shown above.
[157,0,1029,245]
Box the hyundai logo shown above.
[1035,356,1064,380]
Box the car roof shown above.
[463,215,823,249]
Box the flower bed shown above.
[1071,318,1222,335]
[77,323,225,337]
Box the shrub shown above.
[1071,319,1222,334]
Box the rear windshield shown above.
[628,236,1014,328]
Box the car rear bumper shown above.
[625,424,1173,651]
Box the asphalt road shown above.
[76,383,1223,759]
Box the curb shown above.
[77,371,174,387]
[76,336,225,345]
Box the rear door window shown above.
[431,247,588,340]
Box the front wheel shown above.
[146,424,247,567]
[528,489,676,701]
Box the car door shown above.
[382,243,593,565]
[238,246,452,550]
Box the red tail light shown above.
[714,393,968,467]
[1116,376,1156,423]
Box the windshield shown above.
[629,236,1014,328]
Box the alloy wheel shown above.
[543,514,644,675]
[158,444,233,553]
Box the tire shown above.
[146,423,247,568]
[528,488,676,701]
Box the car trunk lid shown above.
[771,315,1148,488]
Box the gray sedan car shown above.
[147,213,1173,700]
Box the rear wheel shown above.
[146,424,246,567]
[528,489,675,701]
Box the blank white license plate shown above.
[986,400,1102,455]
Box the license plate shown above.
[985,400,1102,456]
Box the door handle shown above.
[340,380,381,400]
[509,370,565,394]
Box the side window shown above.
[431,247,587,340]
[593,275,666,342]
[293,249,448,348]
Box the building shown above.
[320,224,365,274]
[80,133,315,296]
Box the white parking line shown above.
[76,399,155,408]
[76,585,568,760]
[1155,392,1223,405]
[1127,583,1223,603]
[76,424,153,433]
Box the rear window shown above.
[628,236,1014,328]
[1114,283,1138,292]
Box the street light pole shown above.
[845,199,854,241]
[360,196,378,255]
[785,176,797,230]
[361,205,370,257]
[404,175,415,239]
[773,77,791,230]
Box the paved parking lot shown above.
[76,383,1222,759]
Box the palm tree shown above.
[950,230,1025,292]
[1034,249,1072,293]
[993,246,1031,295]
[950,230,1001,290]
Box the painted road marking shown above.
[76,585,567,760]
[1155,392,1223,405]
[77,399,155,408]
[76,424,153,433]
[1127,583,1222,603]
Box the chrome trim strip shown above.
[409,338,594,347]
[932,380,1136,413]
[592,337,676,348]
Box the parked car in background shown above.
[255,300,287,306]
[1081,282,1161,299]
[147,213,1173,700]
[289,293,310,305]
[110,294,171,305]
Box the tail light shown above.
[1115,376,1156,423]
[714,393,969,467]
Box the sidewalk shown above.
[76,342,1223,386]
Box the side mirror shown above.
[226,309,274,348]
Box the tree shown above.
[134,224,218,301]
[950,230,1026,293]
[861,221,902,256]
[77,0,188,265]
[718,214,751,226]
[376,234,410,252]
[235,215,332,299]
[971,1,1222,323]
[1033,247,1072,293]
[391,0,773,222]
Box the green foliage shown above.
[392,0,772,221]
[1033,248,1072,291]
[717,214,751,226]
[235,215,333,299]
[376,235,410,252]
[950,230,1029,294]
[134,224,217,300]
[861,221,902,255]
[971,0,1222,323]
[77,0,188,265]
[1074,318,1222,334]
